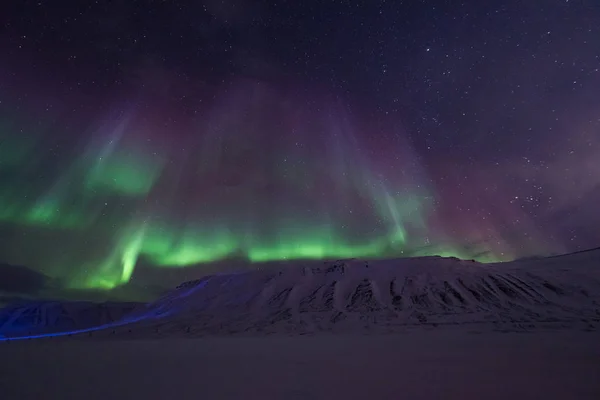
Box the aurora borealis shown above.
[1,0,599,296]
[0,86,492,290]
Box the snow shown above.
[1,251,600,399]
[2,331,599,399]
[92,253,600,337]
[0,301,139,337]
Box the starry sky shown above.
[0,0,599,298]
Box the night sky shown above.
[0,1,599,296]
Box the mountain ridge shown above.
[1,250,599,339]
[106,252,600,337]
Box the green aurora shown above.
[0,100,516,291]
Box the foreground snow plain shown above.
[2,250,600,399]
[2,331,599,399]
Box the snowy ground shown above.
[2,330,600,399]
[2,251,600,399]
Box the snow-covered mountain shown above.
[2,250,599,339]
[0,301,139,337]
[104,250,600,337]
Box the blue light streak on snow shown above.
[0,277,214,342]
[0,314,148,341]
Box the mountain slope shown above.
[109,252,600,337]
[2,250,599,339]
[0,301,139,337]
